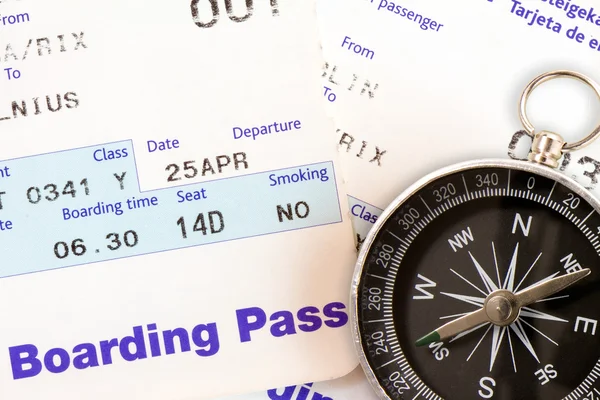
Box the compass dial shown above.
[353,160,600,400]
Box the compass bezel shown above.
[350,158,600,400]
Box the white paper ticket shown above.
[217,367,379,400]
[318,0,600,243]
[0,1,358,399]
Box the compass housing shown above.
[352,158,600,400]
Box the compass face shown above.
[353,160,600,400]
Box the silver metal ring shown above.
[519,70,600,152]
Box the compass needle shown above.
[415,331,440,348]
[514,268,591,307]
[416,270,589,347]
[415,308,489,346]
[450,322,489,342]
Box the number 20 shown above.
[562,193,580,209]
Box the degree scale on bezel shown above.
[351,71,600,400]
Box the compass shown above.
[351,71,600,400]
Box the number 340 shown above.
[191,0,280,28]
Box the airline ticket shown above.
[0,0,358,398]
[219,367,379,400]
[318,0,600,243]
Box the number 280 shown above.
[376,244,394,268]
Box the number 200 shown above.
[191,0,279,28]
